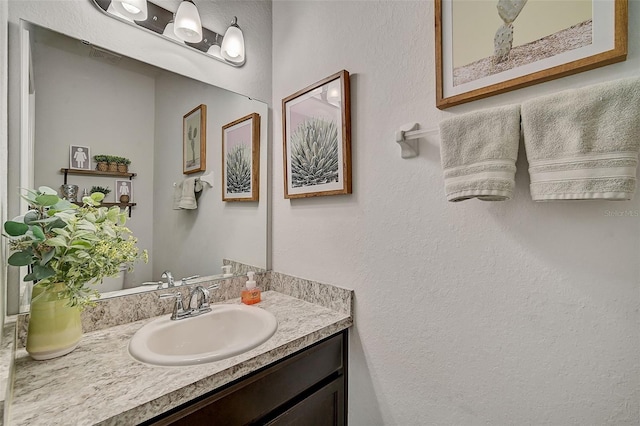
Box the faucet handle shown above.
[159,292,187,320]
[181,275,200,285]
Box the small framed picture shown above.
[282,70,352,199]
[115,180,133,203]
[69,145,91,170]
[222,113,260,202]
[183,104,207,175]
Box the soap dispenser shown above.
[241,271,261,305]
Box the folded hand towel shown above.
[178,177,199,209]
[439,104,521,202]
[521,76,640,201]
[172,181,183,210]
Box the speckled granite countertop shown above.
[7,291,352,425]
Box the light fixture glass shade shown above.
[162,22,184,43]
[207,44,222,58]
[221,17,245,65]
[174,0,203,43]
[111,0,148,21]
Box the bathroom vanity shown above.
[4,275,353,425]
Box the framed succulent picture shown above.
[222,113,260,202]
[282,70,352,199]
[183,104,207,174]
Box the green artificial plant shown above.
[3,187,147,306]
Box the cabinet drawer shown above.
[149,332,345,426]
[265,376,345,426]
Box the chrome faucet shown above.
[161,270,175,288]
[160,283,220,321]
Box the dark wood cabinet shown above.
[144,331,347,426]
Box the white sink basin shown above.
[128,304,278,366]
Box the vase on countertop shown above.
[27,283,82,361]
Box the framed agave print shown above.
[183,104,207,174]
[222,113,260,202]
[282,70,352,199]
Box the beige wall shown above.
[453,0,593,67]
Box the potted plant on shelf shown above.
[93,155,109,172]
[90,185,111,199]
[3,187,147,360]
[107,155,119,172]
[116,156,131,173]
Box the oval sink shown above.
[128,304,278,366]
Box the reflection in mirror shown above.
[15,23,268,313]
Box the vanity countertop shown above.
[7,291,352,425]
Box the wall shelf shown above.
[59,168,137,217]
[60,168,136,183]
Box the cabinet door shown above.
[265,376,345,426]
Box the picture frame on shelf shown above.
[115,180,132,203]
[282,70,352,199]
[435,0,628,109]
[183,104,207,174]
[69,145,91,170]
[222,113,261,202]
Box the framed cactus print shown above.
[222,113,260,202]
[183,104,207,174]
[282,70,352,199]
[435,0,628,109]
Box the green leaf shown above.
[49,218,67,229]
[23,210,41,225]
[4,221,28,236]
[69,240,92,249]
[32,264,55,280]
[51,198,75,211]
[23,273,36,282]
[38,186,58,195]
[30,225,45,241]
[45,236,68,248]
[8,250,34,266]
[35,194,60,206]
[40,248,56,265]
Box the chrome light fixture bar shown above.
[90,0,245,67]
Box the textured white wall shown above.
[272,1,640,424]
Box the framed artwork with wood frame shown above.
[183,104,207,174]
[282,70,352,199]
[222,113,261,202]
[435,0,628,109]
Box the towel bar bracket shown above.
[395,123,439,159]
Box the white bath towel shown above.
[521,76,640,201]
[178,177,199,209]
[439,104,521,202]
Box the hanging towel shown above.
[439,104,521,202]
[521,77,640,201]
[178,177,199,209]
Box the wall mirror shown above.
[11,22,269,313]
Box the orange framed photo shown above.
[183,104,207,174]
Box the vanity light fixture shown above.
[110,0,147,21]
[220,17,245,65]
[173,0,203,43]
[89,0,246,67]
